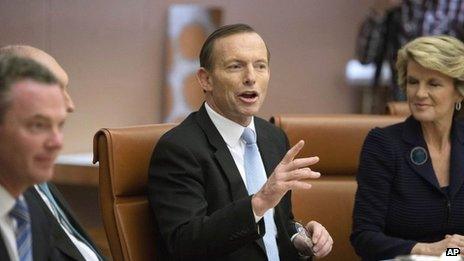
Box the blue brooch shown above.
[410,146,428,165]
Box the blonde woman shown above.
[351,35,464,260]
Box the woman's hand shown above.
[412,234,464,256]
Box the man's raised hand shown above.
[252,140,320,216]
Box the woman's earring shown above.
[456,101,462,111]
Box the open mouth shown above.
[238,91,258,103]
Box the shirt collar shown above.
[0,185,16,218]
[205,102,256,148]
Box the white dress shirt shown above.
[34,185,99,261]
[0,185,20,261]
[205,103,301,246]
[205,102,273,222]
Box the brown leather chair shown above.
[271,114,404,261]
[386,101,410,116]
[93,123,176,261]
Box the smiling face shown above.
[197,32,270,126]
[406,60,463,124]
[0,79,66,196]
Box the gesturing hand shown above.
[251,140,320,216]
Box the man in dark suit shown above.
[149,24,333,260]
[0,55,66,260]
[0,45,103,260]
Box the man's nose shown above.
[243,65,256,86]
[45,128,64,151]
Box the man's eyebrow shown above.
[223,58,242,63]
[223,58,268,64]
[255,59,268,63]
[26,115,66,126]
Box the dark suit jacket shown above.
[351,116,464,260]
[0,189,54,261]
[27,184,104,260]
[148,105,299,261]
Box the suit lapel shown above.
[48,183,102,258]
[0,234,10,261]
[196,106,271,254]
[256,119,282,178]
[195,105,249,201]
[449,119,464,199]
[28,187,85,260]
[402,117,441,191]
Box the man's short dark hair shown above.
[199,23,270,71]
[0,55,58,123]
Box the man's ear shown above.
[197,67,213,92]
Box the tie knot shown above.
[242,128,256,144]
[9,198,30,222]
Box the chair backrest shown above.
[93,123,176,261]
[386,101,410,116]
[271,114,404,261]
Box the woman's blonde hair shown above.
[396,35,464,96]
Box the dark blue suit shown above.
[351,116,464,260]
[148,105,299,260]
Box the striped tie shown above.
[9,198,32,261]
[242,127,280,261]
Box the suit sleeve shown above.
[148,138,264,259]
[350,128,416,260]
[47,183,105,259]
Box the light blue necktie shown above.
[242,127,280,261]
[37,183,101,260]
[9,197,32,261]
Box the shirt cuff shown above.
[290,233,299,242]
